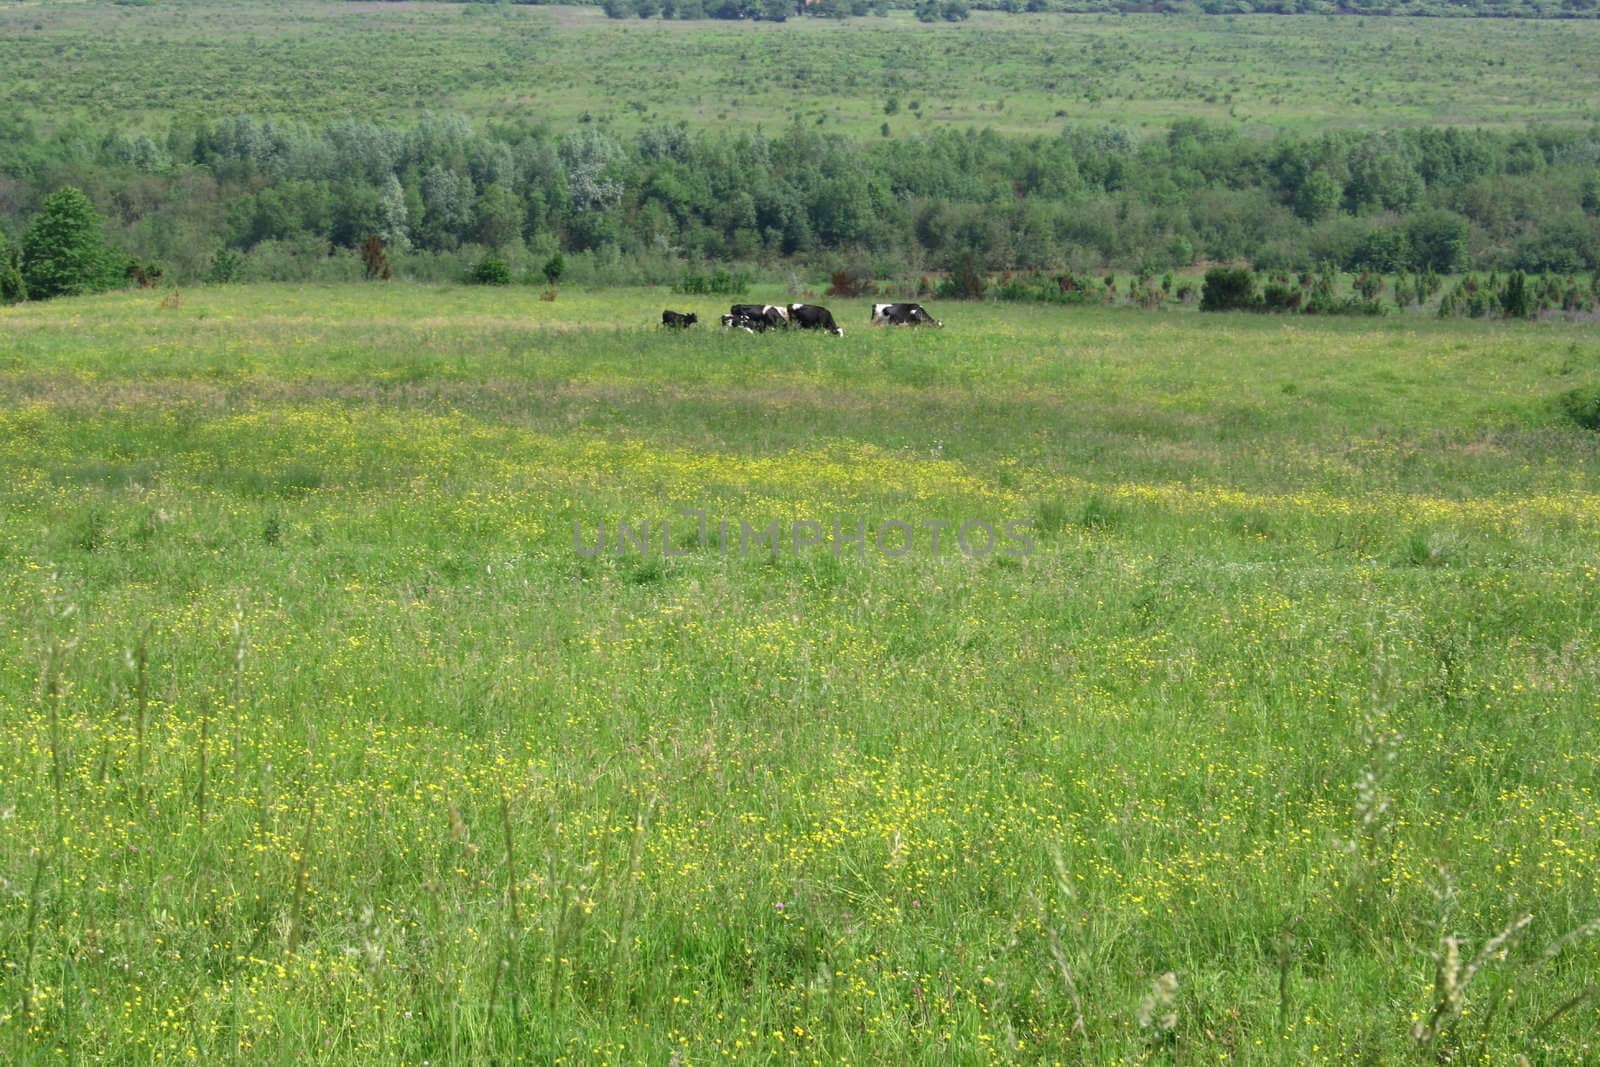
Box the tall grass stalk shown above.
[606,792,654,987]
[132,631,149,808]
[20,848,46,1018]
[286,798,317,955]
[498,792,523,1040]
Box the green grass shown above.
[2,283,1599,1062]
[4,1,1600,135]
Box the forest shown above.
[371,0,1600,20]
[2,112,1598,295]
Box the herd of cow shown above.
[660,302,943,336]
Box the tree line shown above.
[1,112,1597,297]
[352,0,1600,19]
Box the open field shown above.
[1,285,1598,1061]
[4,1,1600,136]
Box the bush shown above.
[236,236,358,283]
[827,269,875,298]
[1557,385,1600,431]
[673,268,750,296]
[1405,209,1470,274]
[1501,269,1532,319]
[0,261,25,304]
[469,256,513,285]
[541,252,566,286]
[1353,226,1412,273]
[935,252,986,300]
[1260,282,1302,312]
[208,248,244,285]
[1167,236,1194,269]
[0,232,24,304]
[1199,267,1257,312]
[361,235,391,281]
[125,257,165,289]
[992,272,1105,305]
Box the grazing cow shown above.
[870,302,942,327]
[787,303,844,336]
[661,310,698,328]
[729,304,789,332]
[720,313,757,334]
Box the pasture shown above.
[1,284,1598,1061]
[3,1,1600,135]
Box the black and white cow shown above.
[787,303,844,336]
[870,302,942,327]
[661,309,698,328]
[720,313,757,333]
[729,304,789,332]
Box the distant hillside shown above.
[391,0,1600,18]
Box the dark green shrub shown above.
[0,232,24,304]
[1199,267,1257,312]
[1501,270,1532,319]
[0,263,24,304]
[673,268,750,296]
[1557,385,1600,431]
[1261,283,1302,312]
[125,257,164,289]
[469,256,512,285]
[541,252,566,286]
[208,248,244,285]
[935,252,986,300]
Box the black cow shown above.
[662,310,698,328]
[871,302,942,327]
[729,304,789,332]
[787,303,844,336]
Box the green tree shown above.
[1500,269,1531,319]
[1352,226,1411,273]
[21,187,123,300]
[475,183,525,251]
[1167,235,1195,269]
[1344,133,1422,213]
[1293,169,1342,222]
[419,164,473,251]
[0,230,26,304]
[1406,209,1470,274]
[376,175,412,253]
[1582,173,1600,216]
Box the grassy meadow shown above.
[4,1,1600,135]
[1,284,1598,1061]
